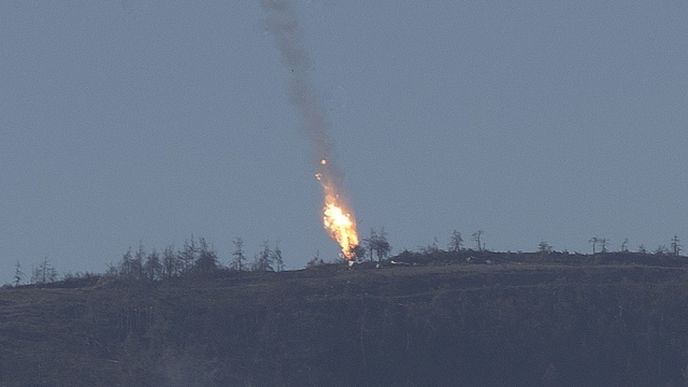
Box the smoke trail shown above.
[262,0,341,189]
[263,0,360,259]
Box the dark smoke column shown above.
[262,0,360,260]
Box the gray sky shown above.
[2,1,687,281]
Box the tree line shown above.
[445,230,684,257]
[111,236,287,282]
[8,236,286,287]
[5,231,686,287]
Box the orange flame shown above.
[323,195,359,260]
[316,166,359,260]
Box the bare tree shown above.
[13,261,23,287]
[271,242,285,272]
[132,243,145,280]
[638,244,647,254]
[589,237,599,254]
[252,241,273,272]
[448,230,463,253]
[472,230,484,252]
[671,235,682,256]
[119,248,134,278]
[363,229,378,262]
[374,228,391,262]
[600,238,609,253]
[194,238,219,274]
[538,241,553,254]
[178,237,198,274]
[231,237,246,271]
[143,250,162,281]
[362,228,391,262]
[364,228,391,262]
[430,237,441,253]
[31,257,57,285]
[161,246,178,279]
[105,261,118,278]
[620,238,629,253]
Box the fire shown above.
[322,194,359,260]
[316,171,359,260]
[323,195,358,261]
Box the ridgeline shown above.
[2,250,688,386]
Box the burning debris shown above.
[322,194,359,260]
[263,0,360,261]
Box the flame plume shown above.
[317,167,359,260]
[264,0,360,260]
[323,200,358,259]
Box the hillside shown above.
[2,253,688,386]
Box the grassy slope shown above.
[2,256,688,386]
